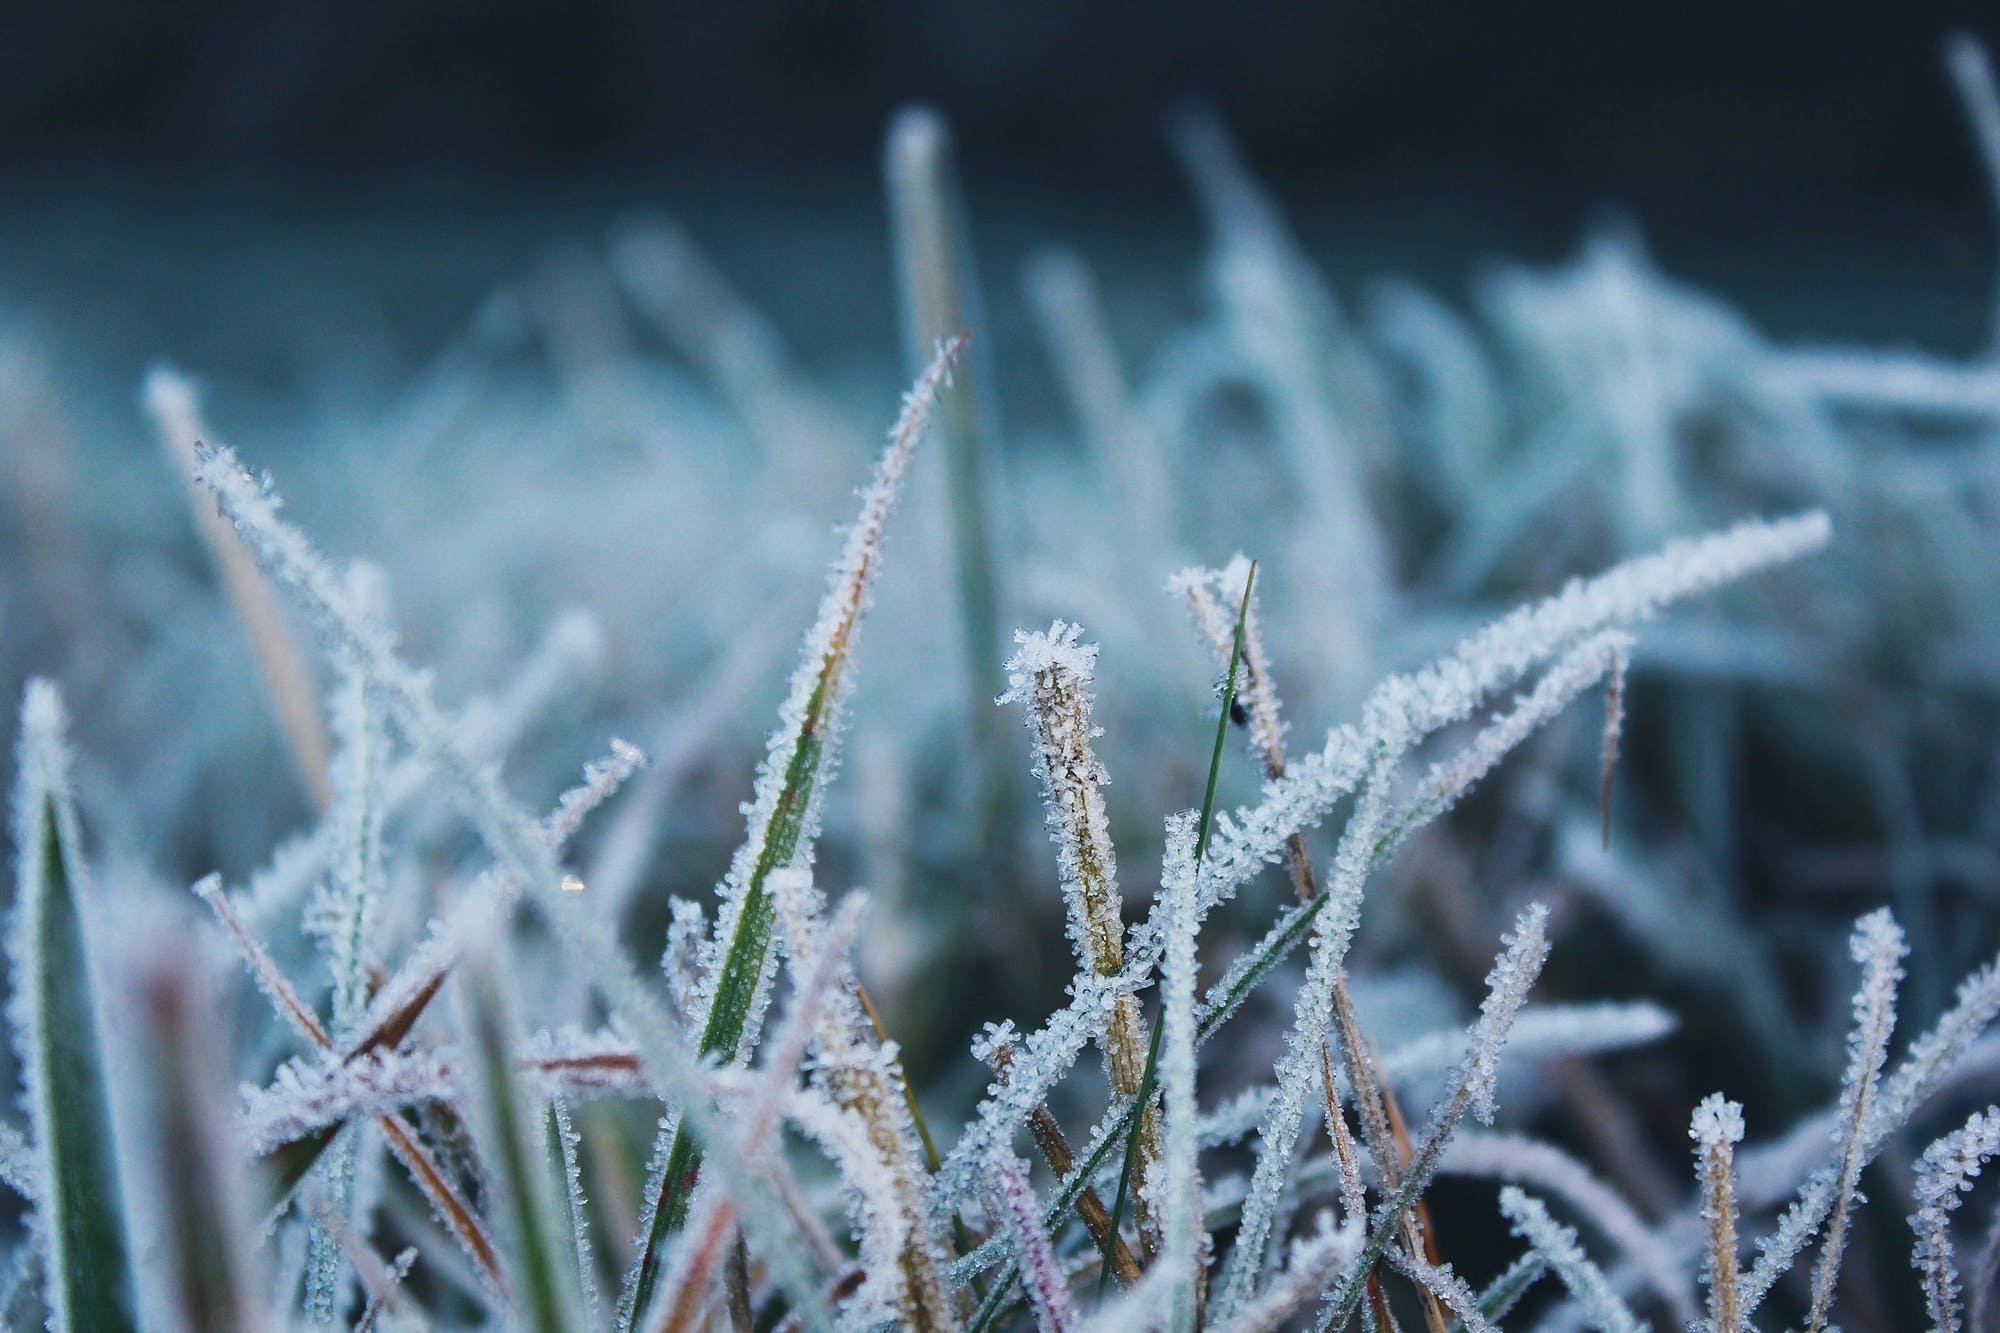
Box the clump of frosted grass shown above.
[13,37,2000,1331]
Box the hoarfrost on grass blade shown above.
[1805,908,1906,1333]
[634,337,965,1317]
[1203,1214,1358,1333]
[9,681,139,1332]
[766,868,957,1331]
[191,437,833,1332]
[1741,911,1940,1317]
[1154,811,1204,1331]
[1439,1132,1691,1323]
[934,514,1827,1231]
[989,1152,1073,1333]
[1002,621,1155,1186]
[1384,1247,1497,1333]
[1910,1106,2000,1333]
[1471,1250,1549,1326]
[551,1097,606,1333]
[1497,1186,1647,1333]
[1691,1094,1745,1333]
[1318,905,1551,1330]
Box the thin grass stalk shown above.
[1203,1219,1358,1333]
[1495,1188,1644,1333]
[885,107,1008,812]
[145,369,332,809]
[1455,1252,1546,1331]
[1911,1107,2000,1333]
[549,1097,607,1333]
[1806,910,1906,1332]
[1692,1095,1745,1333]
[352,1249,417,1333]
[463,930,582,1333]
[1099,563,1255,1303]
[990,1152,1075,1333]
[1319,908,1551,1331]
[1156,812,1205,1333]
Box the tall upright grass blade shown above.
[1004,621,1159,1255]
[145,369,333,811]
[9,682,138,1333]
[626,336,965,1326]
[885,107,1009,828]
[1806,909,1906,1332]
[549,1097,606,1333]
[1098,562,1253,1305]
[126,915,263,1333]
[1691,1095,1745,1333]
[462,928,582,1333]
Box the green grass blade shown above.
[463,932,581,1333]
[624,681,826,1324]
[1095,562,1255,1305]
[9,682,138,1333]
[885,108,1004,714]
[622,338,964,1331]
[547,1098,605,1332]
[886,107,1011,840]
[1198,562,1255,865]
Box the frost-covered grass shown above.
[6,34,2000,1333]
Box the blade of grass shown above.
[195,873,510,1293]
[885,108,1009,840]
[463,930,583,1333]
[1096,562,1255,1305]
[130,930,262,1333]
[858,981,984,1296]
[624,337,964,1329]
[10,682,139,1332]
[145,370,332,811]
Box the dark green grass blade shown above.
[1094,562,1254,1305]
[464,941,579,1333]
[624,679,828,1326]
[13,703,139,1333]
